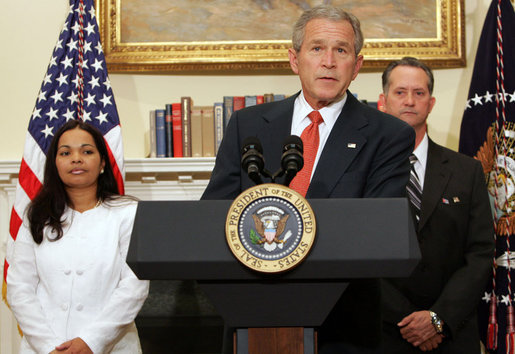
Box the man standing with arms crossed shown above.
[379,56,494,353]
[203,5,415,353]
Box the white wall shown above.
[0,0,493,161]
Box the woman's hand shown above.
[53,337,93,353]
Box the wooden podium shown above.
[127,198,419,354]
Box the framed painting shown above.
[96,0,465,72]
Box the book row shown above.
[148,94,286,158]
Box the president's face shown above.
[289,18,363,110]
[379,65,436,133]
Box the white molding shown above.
[0,162,20,184]
[0,157,216,175]
[125,157,215,173]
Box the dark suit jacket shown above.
[202,91,415,348]
[382,139,494,353]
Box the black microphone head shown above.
[241,136,265,182]
[241,136,263,155]
[282,135,303,154]
[281,135,304,173]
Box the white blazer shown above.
[7,200,149,353]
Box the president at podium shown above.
[202,5,415,353]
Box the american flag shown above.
[458,0,515,352]
[2,0,125,302]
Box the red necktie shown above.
[289,111,324,196]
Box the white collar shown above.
[293,91,347,129]
[413,133,429,169]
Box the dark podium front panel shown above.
[128,198,419,280]
[128,198,419,328]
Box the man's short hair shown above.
[292,5,364,57]
[382,56,434,95]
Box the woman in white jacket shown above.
[7,120,149,353]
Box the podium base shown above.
[235,327,316,354]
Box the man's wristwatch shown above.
[429,311,444,334]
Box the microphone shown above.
[281,135,304,187]
[241,136,265,185]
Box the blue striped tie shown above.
[407,154,422,224]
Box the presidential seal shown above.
[475,124,515,236]
[225,183,316,273]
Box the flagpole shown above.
[77,0,85,121]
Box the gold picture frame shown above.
[96,0,465,73]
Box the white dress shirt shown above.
[412,133,429,189]
[291,91,347,180]
[7,199,149,354]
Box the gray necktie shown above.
[407,154,422,223]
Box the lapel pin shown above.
[347,143,356,148]
[453,197,460,203]
[442,198,449,204]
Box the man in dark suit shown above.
[202,5,415,352]
[378,56,494,353]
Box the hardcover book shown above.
[233,96,245,112]
[200,105,215,157]
[155,109,166,158]
[148,110,156,158]
[190,106,203,158]
[223,96,233,131]
[165,104,174,157]
[213,102,224,154]
[181,96,193,157]
[244,95,257,107]
[264,93,274,103]
[172,102,183,157]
